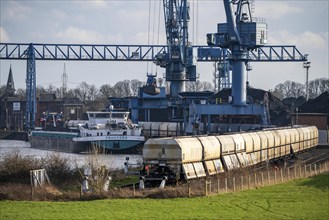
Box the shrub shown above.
[41,153,77,185]
[0,150,41,184]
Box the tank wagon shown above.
[140,126,318,185]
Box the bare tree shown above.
[99,84,115,98]
[16,88,26,98]
[308,78,329,99]
[46,84,56,94]
[88,84,99,110]
[36,86,46,97]
[74,82,90,104]
[186,80,203,92]
[130,79,143,96]
[113,80,131,97]
[274,80,305,98]
[0,85,5,97]
[202,81,214,91]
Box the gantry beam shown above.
[0,43,307,62]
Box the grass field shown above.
[1,174,328,220]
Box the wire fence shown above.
[192,160,329,197]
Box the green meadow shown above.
[1,174,328,220]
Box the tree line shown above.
[1,77,328,105]
[0,78,215,110]
[273,78,329,100]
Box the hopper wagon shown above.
[139,126,318,186]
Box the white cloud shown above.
[54,26,125,44]
[55,26,105,43]
[51,9,68,21]
[255,3,303,19]
[3,1,30,21]
[79,0,115,10]
[270,30,327,50]
[0,27,10,42]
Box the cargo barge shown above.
[29,110,145,153]
[29,130,88,153]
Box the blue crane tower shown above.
[208,0,267,106]
[155,0,197,98]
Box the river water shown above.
[0,140,142,170]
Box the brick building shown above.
[1,67,85,130]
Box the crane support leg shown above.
[231,58,247,107]
[25,44,36,130]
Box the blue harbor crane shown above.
[208,0,267,106]
[155,0,197,98]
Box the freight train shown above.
[139,126,318,186]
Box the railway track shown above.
[292,146,329,166]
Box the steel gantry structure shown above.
[0,0,308,130]
[0,43,307,129]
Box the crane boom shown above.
[155,0,196,98]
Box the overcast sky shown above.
[0,0,328,91]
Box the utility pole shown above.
[303,61,311,101]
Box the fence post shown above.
[268,171,271,185]
[133,183,135,197]
[304,165,307,177]
[294,166,297,179]
[217,178,220,194]
[225,178,228,193]
[280,169,283,183]
[205,181,208,196]
[309,164,312,176]
[314,163,317,175]
[325,161,328,171]
[287,167,290,180]
[241,175,243,191]
[233,177,236,191]
[261,172,264,186]
[30,170,33,200]
[188,183,191,197]
[254,173,257,187]
[299,165,302,178]
[274,170,277,183]
[248,175,250,189]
